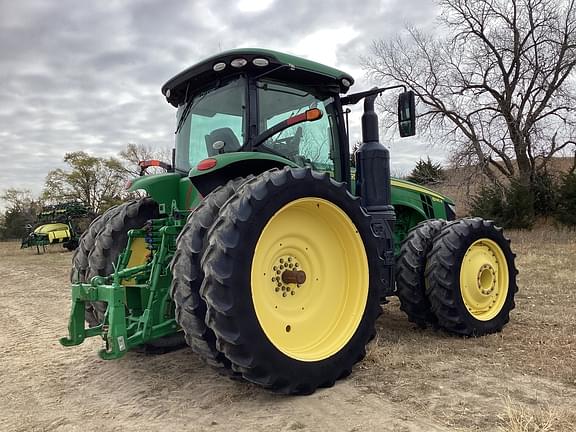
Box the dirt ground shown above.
[1,228,575,432]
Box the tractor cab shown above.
[161,49,393,193]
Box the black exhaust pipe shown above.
[356,92,393,212]
[355,90,395,298]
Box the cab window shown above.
[257,80,340,176]
[175,78,245,171]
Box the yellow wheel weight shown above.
[251,197,369,362]
[460,238,509,321]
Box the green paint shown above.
[128,173,203,212]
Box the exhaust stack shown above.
[355,92,393,212]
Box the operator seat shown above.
[205,127,241,156]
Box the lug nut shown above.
[280,258,284,264]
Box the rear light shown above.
[197,158,217,171]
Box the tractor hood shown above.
[391,178,455,205]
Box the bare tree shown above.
[365,0,576,187]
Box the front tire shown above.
[201,168,381,394]
[425,218,518,336]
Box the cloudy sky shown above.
[0,0,443,208]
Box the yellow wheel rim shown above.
[251,197,369,362]
[460,239,509,321]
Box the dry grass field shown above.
[0,227,575,432]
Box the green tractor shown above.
[61,49,518,394]
[21,202,91,253]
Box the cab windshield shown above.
[257,80,340,175]
[175,77,246,171]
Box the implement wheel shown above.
[201,168,381,394]
[425,218,518,336]
[396,219,445,328]
[171,177,250,371]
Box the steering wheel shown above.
[271,126,303,156]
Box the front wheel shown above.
[425,218,518,336]
[201,168,381,394]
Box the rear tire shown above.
[425,218,518,336]
[171,177,250,370]
[201,168,381,394]
[396,219,445,328]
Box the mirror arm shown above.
[341,84,406,106]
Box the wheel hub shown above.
[477,264,496,295]
[271,255,304,298]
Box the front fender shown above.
[127,173,199,213]
[188,152,298,196]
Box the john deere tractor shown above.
[61,49,518,395]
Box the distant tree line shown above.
[408,156,576,228]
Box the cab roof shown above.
[161,48,355,107]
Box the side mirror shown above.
[398,91,416,137]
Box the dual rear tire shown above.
[396,218,518,336]
[171,167,381,394]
